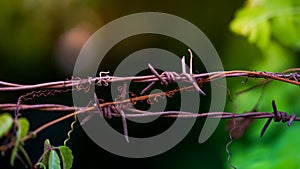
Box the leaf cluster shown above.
[0,113,73,169]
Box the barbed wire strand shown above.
[0,71,298,134]
[1,54,300,164]
[1,101,300,152]
[1,69,300,92]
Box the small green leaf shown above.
[35,162,47,169]
[59,146,73,169]
[44,139,51,151]
[48,150,61,169]
[230,7,267,36]
[41,139,51,167]
[0,113,13,138]
[10,127,21,166]
[18,117,30,138]
[230,6,272,49]
[41,151,50,167]
[10,117,30,166]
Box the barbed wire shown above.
[1,60,300,168]
[0,71,299,143]
[1,68,300,91]
[0,66,299,138]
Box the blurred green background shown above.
[0,0,300,169]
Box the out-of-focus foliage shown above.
[229,0,300,71]
[228,0,300,168]
[230,0,300,51]
[0,113,13,138]
[0,0,100,79]
[230,123,300,169]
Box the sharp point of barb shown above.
[260,100,298,138]
[188,49,193,74]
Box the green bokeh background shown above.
[0,0,299,169]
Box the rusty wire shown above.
[1,69,300,91]
[0,67,299,141]
[1,63,300,169]
[1,45,300,169]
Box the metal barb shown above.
[261,100,296,138]
[272,100,280,122]
[140,82,155,95]
[260,117,272,138]
[182,73,206,96]
[118,109,129,143]
[188,49,193,74]
[148,64,167,85]
[181,56,186,74]
[288,113,296,126]
[141,65,179,95]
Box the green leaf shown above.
[230,6,271,49]
[35,162,47,169]
[59,146,73,169]
[10,117,30,166]
[261,0,292,10]
[18,117,30,138]
[0,113,13,138]
[10,126,21,166]
[250,19,271,48]
[230,7,267,36]
[48,150,61,169]
[41,151,50,167]
[41,139,51,167]
[230,0,300,50]
[272,14,300,50]
[44,139,51,151]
